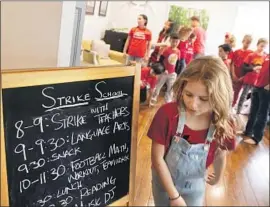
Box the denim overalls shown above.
[152,109,215,206]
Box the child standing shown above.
[231,35,253,107]
[243,55,269,145]
[237,38,268,114]
[176,26,193,75]
[185,33,196,65]
[151,33,181,104]
[218,44,232,69]
[190,16,206,58]
[123,14,152,65]
[224,32,236,65]
[140,62,165,106]
[148,56,236,206]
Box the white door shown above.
[70,1,86,66]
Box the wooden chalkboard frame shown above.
[0,65,140,206]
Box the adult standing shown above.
[190,16,206,58]
[123,14,152,65]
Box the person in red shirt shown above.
[224,32,236,66]
[123,14,152,65]
[140,62,165,106]
[231,34,253,107]
[218,44,232,69]
[185,33,196,65]
[236,38,268,114]
[149,19,175,66]
[242,55,269,145]
[176,26,193,75]
[148,56,236,206]
[190,16,206,58]
[151,33,181,104]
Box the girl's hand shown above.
[206,172,219,185]
[164,70,169,75]
[170,196,187,206]
[144,55,149,62]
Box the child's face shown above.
[164,21,171,31]
[170,39,180,48]
[218,47,228,59]
[257,42,268,53]
[190,20,198,28]
[242,38,252,49]
[137,15,146,27]
[182,80,212,116]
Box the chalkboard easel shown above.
[1,65,140,207]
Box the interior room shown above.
[1,1,269,206]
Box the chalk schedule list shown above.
[2,76,134,207]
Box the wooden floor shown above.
[134,100,269,206]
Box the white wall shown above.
[1,1,63,69]
[232,1,269,53]
[83,1,111,40]
[57,1,76,67]
[108,1,169,42]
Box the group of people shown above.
[123,13,269,206]
[123,14,206,106]
[218,33,269,145]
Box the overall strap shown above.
[175,106,186,136]
[205,123,215,144]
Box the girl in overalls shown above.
[148,56,236,206]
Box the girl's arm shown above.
[123,36,131,55]
[145,40,152,60]
[230,63,238,81]
[153,37,171,47]
[152,141,186,205]
[207,148,227,185]
[153,42,169,47]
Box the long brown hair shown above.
[173,56,235,147]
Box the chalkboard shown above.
[2,76,134,207]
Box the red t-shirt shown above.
[255,55,269,88]
[162,47,181,74]
[141,67,157,90]
[228,51,234,60]
[185,42,194,65]
[223,58,231,69]
[128,27,152,58]
[243,52,267,85]
[147,102,236,168]
[177,40,188,60]
[232,49,253,78]
[193,27,206,54]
